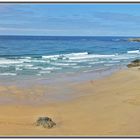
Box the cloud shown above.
[0,4,140,36]
[0,4,13,12]
[93,11,140,23]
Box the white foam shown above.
[24,64,34,67]
[42,52,117,63]
[39,71,51,74]
[16,64,24,67]
[65,52,88,57]
[38,67,62,70]
[42,55,59,59]
[104,64,115,66]
[25,67,38,70]
[127,50,140,54]
[112,55,136,60]
[66,59,98,63]
[21,56,31,59]
[51,62,77,66]
[68,54,116,60]
[0,51,139,77]
[16,67,22,71]
[0,73,16,76]
[42,52,88,61]
[107,60,120,63]
[73,66,86,69]
[0,59,23,64]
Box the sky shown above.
[0,4,140,36]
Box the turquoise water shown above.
[0,36,140,77]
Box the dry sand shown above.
[0,67,140,136]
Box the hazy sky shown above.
[0,4,140,36]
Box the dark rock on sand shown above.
[128,38,140,42]
[36,117,56,128]
[127,59,140,68]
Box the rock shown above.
[127,59,140,68]
[36,117,56,128]
[128,38,140,42]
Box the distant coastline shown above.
[128,38,140,42]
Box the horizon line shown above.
[0,35,139,37]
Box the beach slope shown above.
[0,67,140,136]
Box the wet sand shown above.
[0,67,140,136]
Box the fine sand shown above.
[0,67,140,136]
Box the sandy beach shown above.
[0,67,139,136]
[1,2,140,137]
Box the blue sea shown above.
[0,36,140,77]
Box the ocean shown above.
[0,36,140,78]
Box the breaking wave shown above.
[0,51,139,76]
[127,50,140,54]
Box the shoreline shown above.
[0,67,140,136]
[0,64,124,86]
[0,65,125,105]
